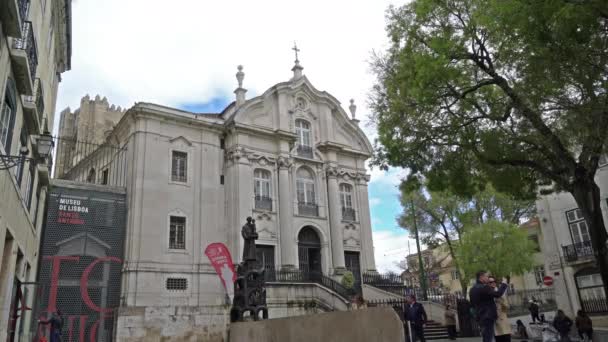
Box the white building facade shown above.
[537,157,608,317]
[57,62,377,323]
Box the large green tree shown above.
[456,220,537,283]
[372,0,608,296]
[398,184,534,293]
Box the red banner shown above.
[204,243,236,295]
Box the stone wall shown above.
[229,307,404,342]
[115,306,230,342]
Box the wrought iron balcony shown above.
[562,241,594,263]
[10,21,38,95]
[298,202,319,217]
[254,195,272,211]
[342,207,356,221]
[23,78,44,132]
[14,21,37,81]
[296,145,313,158]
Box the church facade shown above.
[55,61,377,315]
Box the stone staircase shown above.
[423,320,449,340]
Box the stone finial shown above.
[349,99,356,119]
[236,65,244,88]
[234,65,247,107]
[349,99,360,125]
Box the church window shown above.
[166,278,188,291]
[171,151,187,183]
[340,183,355,221]
[254,169,272,210]
[169,216,186,249]
[297,168,318,216]
[295,119,312,158]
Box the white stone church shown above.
[55,58,378,339]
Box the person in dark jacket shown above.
[38,310,63,342]
[469,271,509,342]
[406,294,428,342]
[553,309,573,342]
[528,298,540,324]
[516,320,529,342]
[575,310,593,341]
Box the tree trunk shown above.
[571,177,608,303]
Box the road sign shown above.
[543,276,553,286]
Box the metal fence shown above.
[53,136,128,187]
[264,267,357,301]
[581,298,608,314]
[363,272,557,317]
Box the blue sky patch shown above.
[177,97,232,113]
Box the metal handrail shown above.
[264,268,355,301]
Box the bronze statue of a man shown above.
[241,217,258,262]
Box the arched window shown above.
[295,119,312,158]
[254,169,272,210]
[296,168,317,216]
[87,168,96,183]
[340,183,355,221]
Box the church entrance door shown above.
[298,227,321,279]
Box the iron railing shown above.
[342,207,356,221]
[13,21,38,82]
[296,145,313,158]
[362,272,409,297]
[264,267,355,301]
[581,297,608,314]
[298,202,319,217]
[24,78,44,123]
[254,195,272,211]
[562,241,594,263]
[53,136,128,187]
[18,0,30,24]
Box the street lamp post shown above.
[0,132,54,180]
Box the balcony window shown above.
[297,167,317,216]
[1,80,17,153]
[254,169,272,211]
[340,183,355,221]
[295,119,313,158]
[566,209,590,244]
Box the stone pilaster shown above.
[356,173,376,272]
[278,156,296,269]
[326,165,346,274]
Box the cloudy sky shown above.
[55,0,415,272]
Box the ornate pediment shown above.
[169,135,193,147]
[343,236,361,247]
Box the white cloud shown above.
[369,197,381,207]
[372,230,416,273]
[54,0,403,133]
[368,167,408,190]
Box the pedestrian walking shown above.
[38,309,63,342]
[489,276,512,342]
[405,294,428,342]
[575,310,593,342]
[469,271,509,342]
[552,309,573,342]
[444,304,457,340]
[515,320,529,342]
[529,298,541,324]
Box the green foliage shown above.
[371,0,608,199]
[455,220,536,282]
[341,271,355,289]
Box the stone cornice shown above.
[228,122,297,142]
